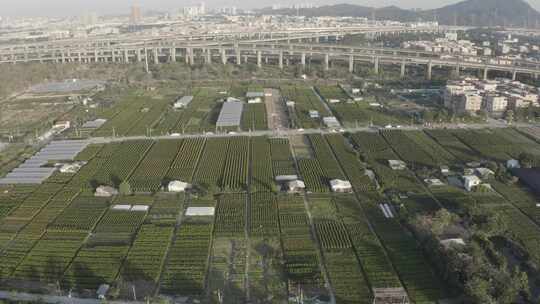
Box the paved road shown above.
[86,120,533,144]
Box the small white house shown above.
[440,165,450,175]
[463,175,481,192]
[330,179,352,193]
[59,162,85,174]
[173,96,193,109]
[168,181,190,192]
[309,110,320,119]
[328,99,341,104]
[287,180,306,192]
[507,159,521,169]
[389,160,407,171]
[286,101,296,107]
[352,88,361,94]
[95,186,118,197]
[323,116,340,128]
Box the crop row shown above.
[269,138,296,176]
[92,140,153,187]
[308,134,346,180]
[381,130,438,168]
[167,138,206,183]
[277,195,323,287]
[250,193,279,236]
[128,140,184,192]
[160,221,213,295]
[120,223,174,296]
[250,137,274,192]
[298,159,328,193]
[193,138,229,191]
[10,231,87,282]
[221,137,249,191]
[241,103,268,131]
[214,194,245,236]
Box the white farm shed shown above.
[330,179,352,193]
[168,181,190,192]
[95,186,118,197]
[186,207,215,216]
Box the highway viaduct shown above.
[0,27,537,80]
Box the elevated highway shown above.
[0,26,537,80]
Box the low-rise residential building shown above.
[463,175,481,192]
[444,78,539,114]
[485,95,508,113]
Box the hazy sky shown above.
[2,0,540,17]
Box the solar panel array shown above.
[216,101,244,127]
[0,140,89,184]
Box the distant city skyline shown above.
[1,0,540,17]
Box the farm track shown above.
[288,135,336,304]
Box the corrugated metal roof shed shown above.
[0,140,88,184]
[216,101,244,127]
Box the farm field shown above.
[2,126,540,303]
[315,85,410,127]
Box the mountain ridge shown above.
[259,0,540,27]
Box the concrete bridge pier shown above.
[301,53,306,67]
[124,49,129,63]
[454,64,460,77]
[189,48,195,65]
[206,49,212,64]
[94,50,99,63]
[374,56,380,74]
[184,48,190,64]
[221,49,227,65]
[170,48,176,62]
[136,49,142,62]
[111,49,116,63]
[153,48,159,65]
[400,60,406,78]
[257,51,262,68]
[426,60,433,80]
[483,67,489,80]
[324,53,330,71]
[236,48,241,65]
[279,51,284,70]
[349,55,354,73]
[512,70,517,81]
